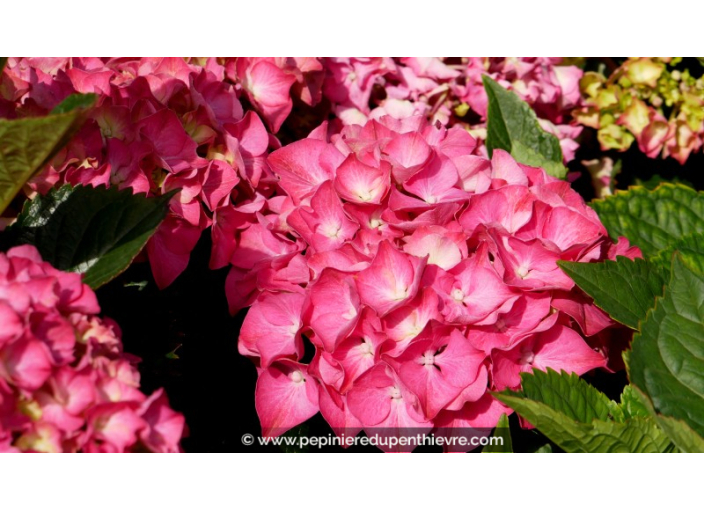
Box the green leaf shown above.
[533,443,553,453]
[627,255,704,437]
[558,257,666,330]
[497,395,673,452]
[482,413,513,453]
[591,184,704,257]
[627,386,703,452]
[494,369,674,452]
[506,368,618,423]
[483,75,567,179]
[654,415,704,453]
[619,385,651,420]
[3,185,174,289]
[650,231,704,275]
[0,57,7,74]
[0,96,95,215]
[50,93,98,114]
[634,174,693,191]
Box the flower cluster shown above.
[232,115,638,451]
[0,245,184,452]
[0,57,324,288]
[321,57,584,161]
[574,57,704,164]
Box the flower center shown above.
[290,371,304,384]
[359,338,374,356]
[321,223,342,239]
[516,265,530,279]
[519,351,535,365]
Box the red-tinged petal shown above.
[138,109,205,173]
[233,223,300,270]
[493,234,574,291]
[304,269,360,352]
[455,155,492,193]
[436,126,477,159]
[403,226,467,270]
[434,394,511,452]
[356,240,426,316]
[492,323,606,391]
[335,154,390,204]
[0,339,53,391]
[201,160,239,211]
[531,324,607,375]
[490,149,529,187]
[438,249,519,325]
[86,403,146,452]
[255,361,319,438]
[332,308,385,392]
[382,288,439,344]
[459,186,535,235]
[318,382,363,442]
[552,290,614,337]
[346,363,396,427]
[139,389,185,453]
[267,139,335,204]
[541,207,606,251]
[394,329,485,419]
[403,154,465,204]
[384,131,432,182]
[295,181,359,252]
[226,110,269,157]
[239,291,305,367]
[445,365,489,411]
[0,302,23,345]
[244,61,296,132]
[147,217,201,289]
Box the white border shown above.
[1,1,699,55]
[0,453,698,507]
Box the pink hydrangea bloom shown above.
[320,57,584,162]
[0,57,324,288]
[230,115,637,452]
[0,245,184,452]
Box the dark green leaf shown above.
[627,255,704,437]
[558,257,666,330]
[3,185,174,289]
[591,184,704,257]
[482,413,513,453]
[503,368,618,423]
[634,174,693,191]
[654,415,704,453]
[619,385,651,420]
[0,104,94,215]
[494,369,674,452]
[483,75,566,179]
[496,394,673,452]
[50,93,98,114]
[650,231,704,275]
[628,386,704,452]
[0,57,7,74]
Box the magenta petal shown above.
[356,240,426,316]
[255,361,320,438]
[267,139,334,204]
[304,269,360,352]
[239,291,305,367]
